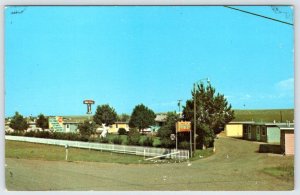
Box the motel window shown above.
[248,126,251,134]
[256,126,260,135]
[262,127,266,136]
[67,124,69,128]
[243,126,247,134]
[116,124,118,128]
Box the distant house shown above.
[155,114,167,127]
[225,121,254,138]
[279,124,294,155]
[109,122,129,134]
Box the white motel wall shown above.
[5,135,189,160]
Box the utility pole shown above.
[192,78,209,156]
[177,100,182,118]
[193,83,196,155]
[176,99,182,151]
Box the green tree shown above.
[129,104,156,132]
[117,113,130,122]
[127,128,141,145]
[93,104,117,126]
[9,112,29,131]
[78,120,96,137]
[157,112,178,148]
[36,114,49,130]
[183,83,234,148]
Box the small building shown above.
[279,124,294,155]
[109,122,129,134]
[63,121,80,133]
[243,122,293,144]
[155,114,167,127]
[225,121,254,138]
[49,116,79,133]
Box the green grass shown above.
[233,109,294,122]
[190,148,214,161]
[6,136,294,190]
[5,140,152,164]
[263,165,294,182]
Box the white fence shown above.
[5,135,189,160]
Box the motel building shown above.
[225,121,294,155]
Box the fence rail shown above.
[5,135,189,160]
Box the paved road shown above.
[5,136,294,191]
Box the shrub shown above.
[100,137,110,143]
[179,141,190,150]
[37,131,51,138]
[140,136,153,147]
[9,131,24,136]
[51,132,66,140]
[160,138,175,148]
[127,128,141,146]
[24,131,35,137]
[112,136,123,145]
[118,128,127,135]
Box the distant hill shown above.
[62,115,89,123]
[63,109,294,124]
[233,109,294,123]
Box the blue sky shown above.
[5,6,294,117]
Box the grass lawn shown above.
[263,165,294,182]
[190,148,214,161]
[5,140,152,164]
[5,136,294,190]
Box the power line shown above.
[224,6,293,26]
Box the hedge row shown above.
[5,131,156,147]
[6,131,189,149]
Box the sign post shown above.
[65,144,69,161]
[176,121,192,157]
[83,100,95,120]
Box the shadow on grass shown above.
[257,144,282,154]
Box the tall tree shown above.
[157,112,178,148]
[9,112,29,131]
[93,104,117,126]
[183,83,234,148]
[36,114,49,130]
[129,104,156,132]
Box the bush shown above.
[24,131,35,137]
[36,131,51,138]
[140,136,153,147]
[100,137,110,143]
[8,131,24,136]
[51,132,66,140]
[160,138,175,148]
[127,128,141,146]
[112,136,123,145]
[118,128,127,135]
[179,141,190,150]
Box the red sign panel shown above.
[83,100,95,104]
[176,121,191,132]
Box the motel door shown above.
[256,126,261,141]
[248,126,251,140]
[66,124,70,133]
